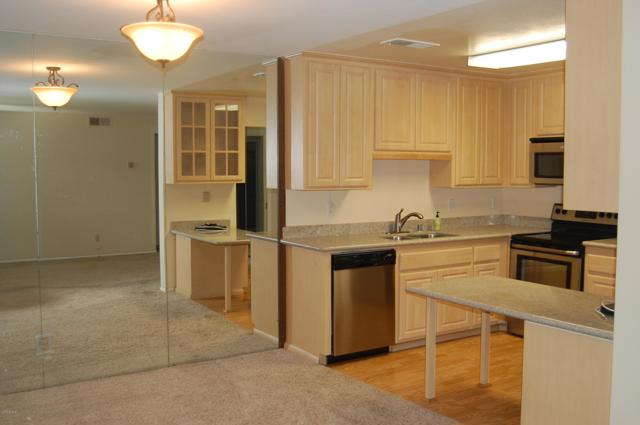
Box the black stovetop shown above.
[511,204,617,252]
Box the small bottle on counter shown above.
[433,211,441,231]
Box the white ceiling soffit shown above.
[0,0,485,56]
[314,0,566,73]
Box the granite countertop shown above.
[280,225,549,252]
[583,238,617,249]
[171,228,250,246]
[246,230,279,243]
[407,276,613,340]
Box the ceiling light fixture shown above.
[31,66,79,110]
[468,39,566,69]
[121,0,204,67]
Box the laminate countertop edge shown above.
[280,225,548,252]
[171,229,250,246]
[407,276,614,340]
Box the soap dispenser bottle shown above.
[433,211,442,231]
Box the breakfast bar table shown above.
[172,227,250,312]
[407,276,614,425]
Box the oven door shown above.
[509,244,583,291]
[508,244,583,336]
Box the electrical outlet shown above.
[490,197,496,210]
[35,334,52,355]
[202,191,211,202]
[448,198,455,212]
[95,234,101,243]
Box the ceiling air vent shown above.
[89,117,112,126]
[380,38,440,49]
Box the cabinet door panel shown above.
[306,61,341,187]
[455,78,482,185]
[509,79,533,185]
[374,69,416,151]
[436,266,474,334]
[397,270,437,342]
[473,262,502,325]
[416,73,456,152]
[340,64,373,187]
[480,81,504,185]
[584,274,615,298]
[176,97,210,181]
[532,73,565,136]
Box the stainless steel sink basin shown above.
[382,232,458,241]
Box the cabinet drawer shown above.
[586,255,616,276]
[474,244,502,263]
[399,247,473,272]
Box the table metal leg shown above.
[480,311,491,385]
[224,246,231,313]
[425,297,437,400]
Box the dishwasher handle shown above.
[331,250,396,271]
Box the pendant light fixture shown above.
[31,67,79,110]
[121,0,204,67]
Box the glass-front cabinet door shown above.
[213,100,245,181]
[176,97,210,181]
[174,95,245,183]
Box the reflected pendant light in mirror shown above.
[31,66,79,110]
[121,0,204,66]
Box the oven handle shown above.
[511,243,582,257]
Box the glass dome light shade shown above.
[31,85,78,108]
[121,21,203,64]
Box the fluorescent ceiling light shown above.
[468,39,566,69]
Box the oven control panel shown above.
[551,203,618,225]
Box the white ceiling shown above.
[1,0,483,56]
[0,0,566,112]
[315,0,566,74]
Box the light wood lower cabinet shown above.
[396,238,509,343]
[584,245,617,299]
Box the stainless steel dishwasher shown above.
[330,249,396,361]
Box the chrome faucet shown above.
[393,208,424,234]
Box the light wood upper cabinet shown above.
[176,97,211,181]
[287,56,374,190]
[532,73,565,137]
[174,95,245,183]
[340,64,374,187]
[507,79,534,186]
[415,73,456,152]
[480,81,504,185]
[306,61,341,188]
[374,68,416,151]
[455,77,483,185]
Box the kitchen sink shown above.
[382,232,458,241]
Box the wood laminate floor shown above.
[330,332,524,425]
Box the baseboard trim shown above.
[391,323,508,352]
[284,343,320,364]
[1,251,158,264]
[253,328,279,344]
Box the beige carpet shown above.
[0,350,457,425]
[0,254,276,395]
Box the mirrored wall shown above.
[0,31,279,395]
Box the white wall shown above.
[610,0,640,422]
[0,110,157,261]
[286,160,562,226]
[0,112,38,261]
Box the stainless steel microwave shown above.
[530,137,564,185]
